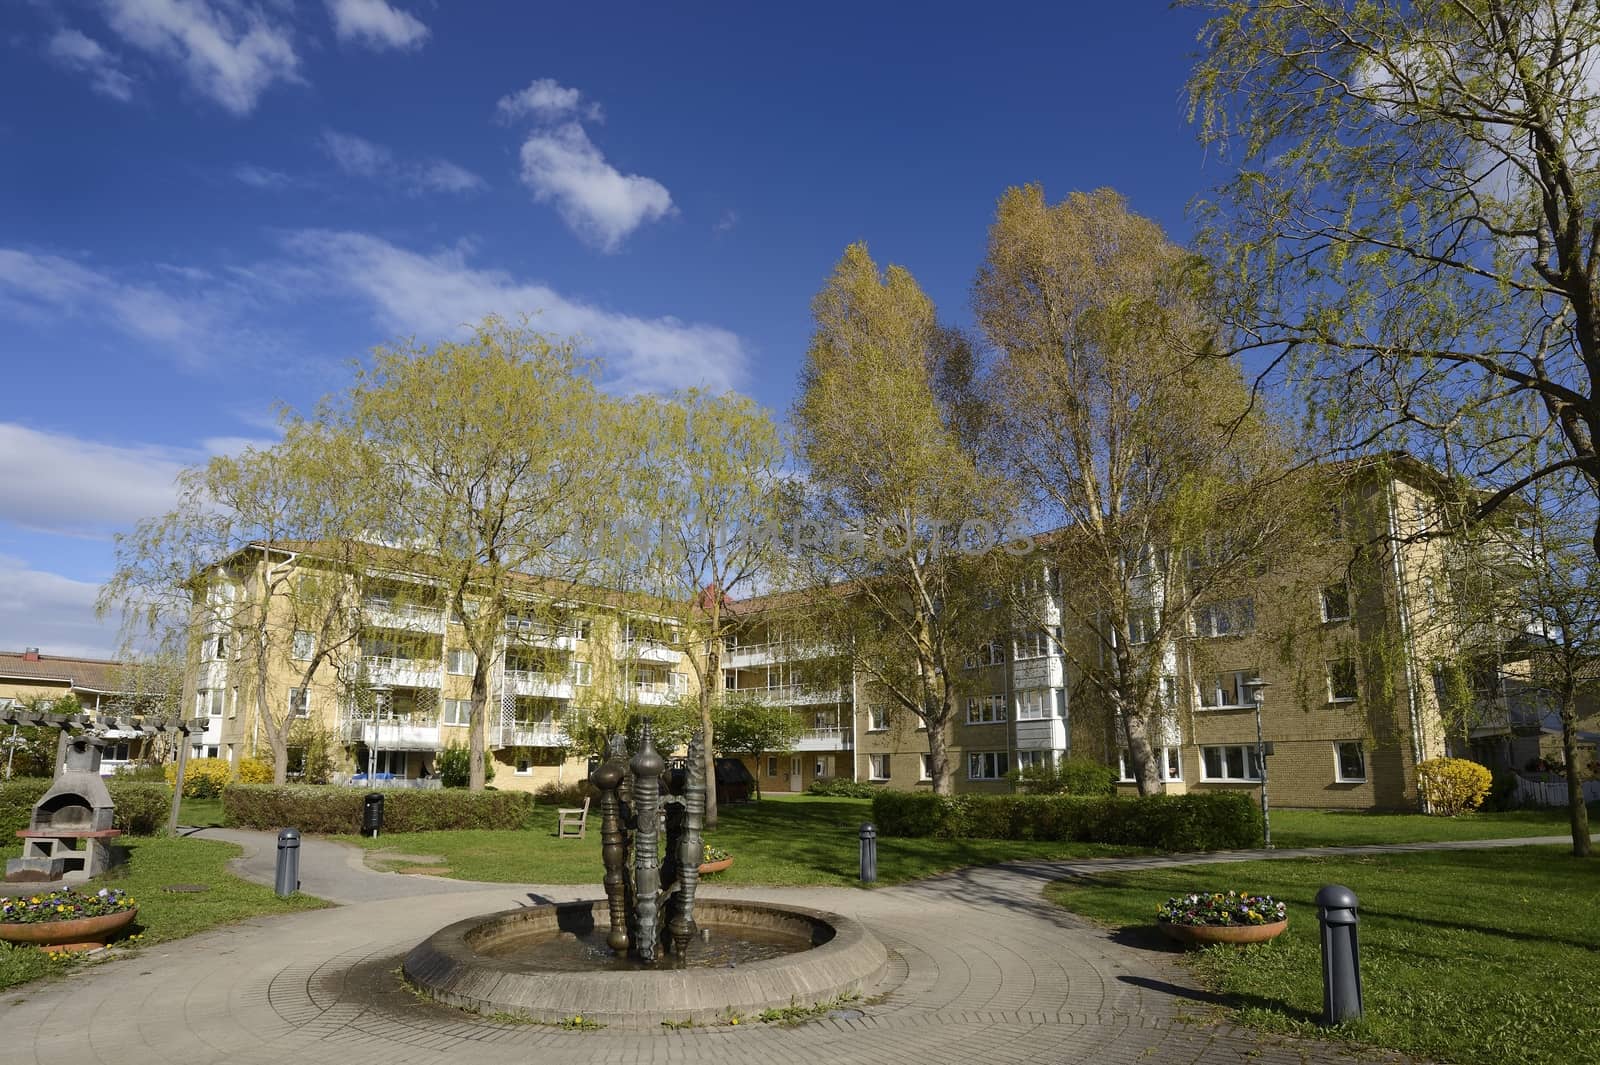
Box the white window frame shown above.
[198,689,224,718]
[571,660,592,686]
[291,630,316,661]
[1197,669,1256,710]
[441,698,471,726]
[867,706,889,732]
[1334,741,1367,782]
[919,753,932,781]
[287,687,310,718]
[103,741,131,763]
[967,750,1009,780]
[515,753,534,775]
[1118,747,1181,782]
[868,753,890,781]
[966,693,1007,725]
[1015,749,1050,772]
[1199,744,1261,782]
[766,755,778,777]
[1016,689,1049,721]
[446,649,476,675]
[1328,659,1359,702]
[1321,582,1351,623]
[1194,597,1255,638]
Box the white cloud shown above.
[46,28,135,101]
[497,78,602,123]
[99,0,302,116]
[282,229,746,393]
[517,123,672,251]
[0,424,189,536]
[0,556,120,660]
[233,162,293,188]
[0,248,222,364]
[713,209,739,235]
[325,0,428,52]
[320,129,485,194]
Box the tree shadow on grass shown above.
[1115,974,1320,1024]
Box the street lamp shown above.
[1247,677,1273,849]
[368,684,393,783]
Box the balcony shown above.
[1014,717,1067,751]
[631,680,688,706]
[338,715,442,751]
[728,684,844,707]
[620,639,679,665]
[726,643,780,668]
[364,597,444,633]
[501,669,575,700]
[495,722,568,748]
[345,655,442,689]
[504,617,580,652]
[793,726,853,752]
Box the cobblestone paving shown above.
[0,831,1450,1065]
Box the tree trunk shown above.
[469,667,489,792]
[1121,706,1162,797]
[1560,692,1591,858]
[925,701,954,795]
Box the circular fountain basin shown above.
[404,898,888,1024]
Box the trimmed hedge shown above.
[871,790,1261,852]
[806,779,881,799]
[1,778,172,837]
[223,784,538,833]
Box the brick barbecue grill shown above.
[5,738,121,883]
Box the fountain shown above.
[403,720,888,1025]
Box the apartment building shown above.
[0,648,168,773]
[180,543,697,791]
[729,456,1496,811]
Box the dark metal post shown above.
[1250,680,1273,848]
[592,736,630,954]
[671,731,707,956]
[274,828,300,897]
[1316,884,1362,1025]
[859,822,877,883]
[629,719,665,962]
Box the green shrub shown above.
[0,778,171,837]
[1009,757,1117,796]
[436,742,495,788]
[805,779,881,798]
[871,790,1260,851]
[111,763,170,782]
[223,784,537,833]
[1485,770,1521,811]
[534,780,594,806]
[1418,757,1493,815]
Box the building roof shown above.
[0,651,131,695]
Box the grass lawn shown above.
[1,836,328,993]
[176,797,227,828]
[1046,847,1600,1065]
[344,795,1150,887]
[1267,805,1596,847]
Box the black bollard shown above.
[1315,884,1362,1025]
[859,822,877,883]
[274,828,300,897]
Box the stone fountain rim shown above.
[402,897,889,1024]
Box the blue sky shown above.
[0,0,1218,657]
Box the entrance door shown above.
[788,756,802,793]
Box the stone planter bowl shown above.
[698,856,734,875]
[1159,917,1287,947]
[0,907,138,951]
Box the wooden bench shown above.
[557,796,590,839]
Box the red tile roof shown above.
[0,651,130,694]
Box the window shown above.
[198,689,224,718]
[1013,628,1058,660]
[196,745,219,759]
[571,618,592,641]
[1015,749,1049,771]
[919,753,932,781]
[571,660,592,686]
[1160,675,1178,709]
[1328,659,1359,702]
[965,641,1006,669]
[228,687,239,719]
[1200,745,1261,782]
[869,754,890,781]
[205,633,227,661]
[766,756,778,777]
[285,746,307,776]
[669,671,689,694]
[441,699,471,726]
[1193,597,1255,637]
[515,753,533,775]
[1016,689,1049,721]
[1124,607,1156,646]
[1335,741,1366,782]
[288,688,310,718]
[1321,582,1351,622]
[867,706,889,732]
[103,742,130,762]
[1118,747,1182,782]
[966,693,1006,724]
[446,649,476,675]
[291,630,316,660]
[967,751,1009,780]
[1197,670,1256,710]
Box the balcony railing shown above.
[621,639,679,663]
[502,669,575,699]
[337,715,442,750]
[495,722,567,748]
[794,726,853,751]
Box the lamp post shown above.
[368,684,392,782]
[1248,677,1273,849]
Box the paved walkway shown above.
[6,832,1578,1065]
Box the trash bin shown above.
[363,792,384,838]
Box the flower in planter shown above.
[1,887,137,924]
[701,844,731,863]
[1156,889,1286,927]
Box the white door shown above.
[787,755,802,793]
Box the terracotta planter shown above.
[1160,917,1286,946]
[0,908,138,950]
[697,856,734,875]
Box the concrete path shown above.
[6,832,1579,1065]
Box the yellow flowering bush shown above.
[235,757,273,784]
[1417,757,1492,816]
[165,759,232,798]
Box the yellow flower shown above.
[730,1018,739,1026]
